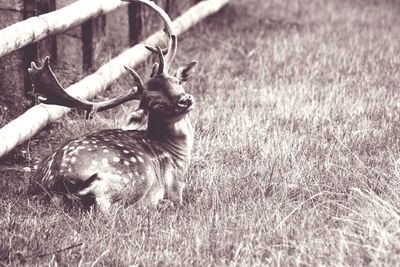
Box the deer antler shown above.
[123,0,177,73]
[28,56,143,119]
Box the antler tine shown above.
[124,66,145,94]
[123,0,177,72]
[164,34,177,72]
[155,45,165,74]
[29,56,143,119]
[145,44,165,74]
[144,45,168,55]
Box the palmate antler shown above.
[28,0,176,119]
[28,56,144,119]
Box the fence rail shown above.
[0,0,127,58]
[0,0,230,159]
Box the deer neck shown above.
[147,114,194,172]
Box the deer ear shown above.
[175,61,198,83]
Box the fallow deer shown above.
[29,0,198,213]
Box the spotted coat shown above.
[31,116,192,212]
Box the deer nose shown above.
[177,94,194,108]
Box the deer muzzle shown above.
[177,94,194,109]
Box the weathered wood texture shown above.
[0,0,127,58]
[128,2,142,46]
[82,16,107,71]
[0,0,28,126]
[56,1,130,75]
[36,0,57,62]
[0,0,230,158]
[0,0,126,126]
[24,0,57,97]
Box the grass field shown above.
[1,0,400,265]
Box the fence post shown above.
[128,1,142,46]
[36,0,57,63]
[56,0,83,78]
[0,0,57,126]
[24,0,57,93]
[0,0,29,126]
[82,15,106,72]
[23,0,37,95]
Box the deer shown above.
[28,0,198,213]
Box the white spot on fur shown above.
[71,157,76,163]
[103,149,109,153]
[91,160,98,166]
[130,157,137,163]
[124,161,130,166]
[117,143,124,147]
[82,141,89,144]
[137,156,144,163]
[123,150,129,154]
[113,157,120,162]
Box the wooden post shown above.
[82,15,107,71]
[0,0,28,126]
[0,0,57,126]
[24,0,57,97]
[36,0,57,62]
[23,0,37,71]
[128,2,143,46]
[81,20,93,71]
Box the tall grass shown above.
[1,0,400,265]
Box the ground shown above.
[1,0,400,266]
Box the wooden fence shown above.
[0,0,230,159]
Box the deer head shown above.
[29,0,198,212]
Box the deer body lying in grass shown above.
[29,0,197,213]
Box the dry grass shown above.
[1,0,400,265]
